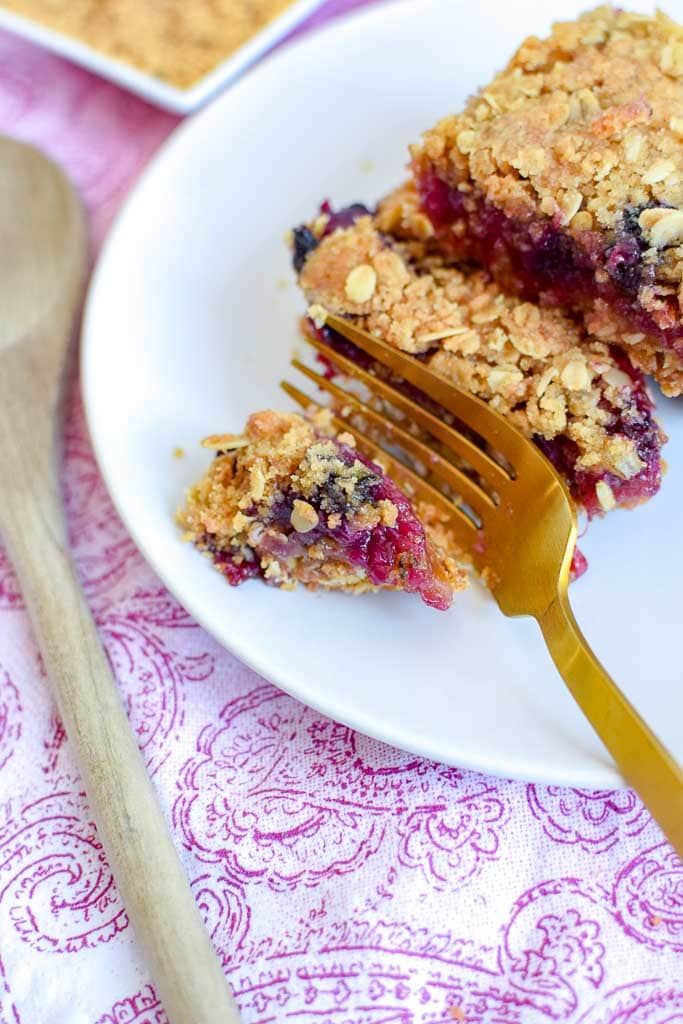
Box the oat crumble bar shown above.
[292,184,665,518]
[410,6,683,395]
[179,410,466,609]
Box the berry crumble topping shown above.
[293,184,666,518]
[179,410,466,609]
[410,6,683,395]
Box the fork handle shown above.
[537,590,683,853]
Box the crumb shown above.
[336,431,356,448]
[480,566,500,590]
[290,498,319,533]
[307,303,328,328]
[173,447,185,459]
[201,433,249,451]
[359,159,375,173]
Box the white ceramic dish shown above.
[0,0,325,113]
[82,0,683,788]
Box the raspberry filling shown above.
[535,384,662,516]
[203,439,454,610]
[570,548,588,582]
[416,168,683,347]
[209,548,261,585]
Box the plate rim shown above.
[81,0,643,790]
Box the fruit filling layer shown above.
[414,168,683,395]
[179,410,466,609]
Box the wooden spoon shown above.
[0,138,241,1023]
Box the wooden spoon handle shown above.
[1,422,241,1022]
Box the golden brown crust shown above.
[412,7,683,235]
[298,184,660,485]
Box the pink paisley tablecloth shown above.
[0,4,680,1022]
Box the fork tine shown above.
[291,357,495,520]
[301,328,511,490]
[324,313,536,473]
[280,380,480,550]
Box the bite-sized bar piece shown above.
[410,6,683,395]
[179,410,466,609]
[293,186,666,518]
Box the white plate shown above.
[82,0,683,788]
[0,0,324,113]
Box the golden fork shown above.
[282,311,683,855]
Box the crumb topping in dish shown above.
[1,0,297,88]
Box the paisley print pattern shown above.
[175,685,510,893]
[94,987,167,1024]
[0,791,126,953]
[527,787,650,853]
[613,844,683,952]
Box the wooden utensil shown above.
[284,312,683,855]
[0,137,241,1023]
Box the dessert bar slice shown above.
[293,185,665,519]
[411,6,683,394]
[179,409,466,609]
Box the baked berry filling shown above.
[260,441,450,603]
[416,169,683,347]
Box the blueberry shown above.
[291,225,319,273]
[321,202,371,234]
[605,203,667,294]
